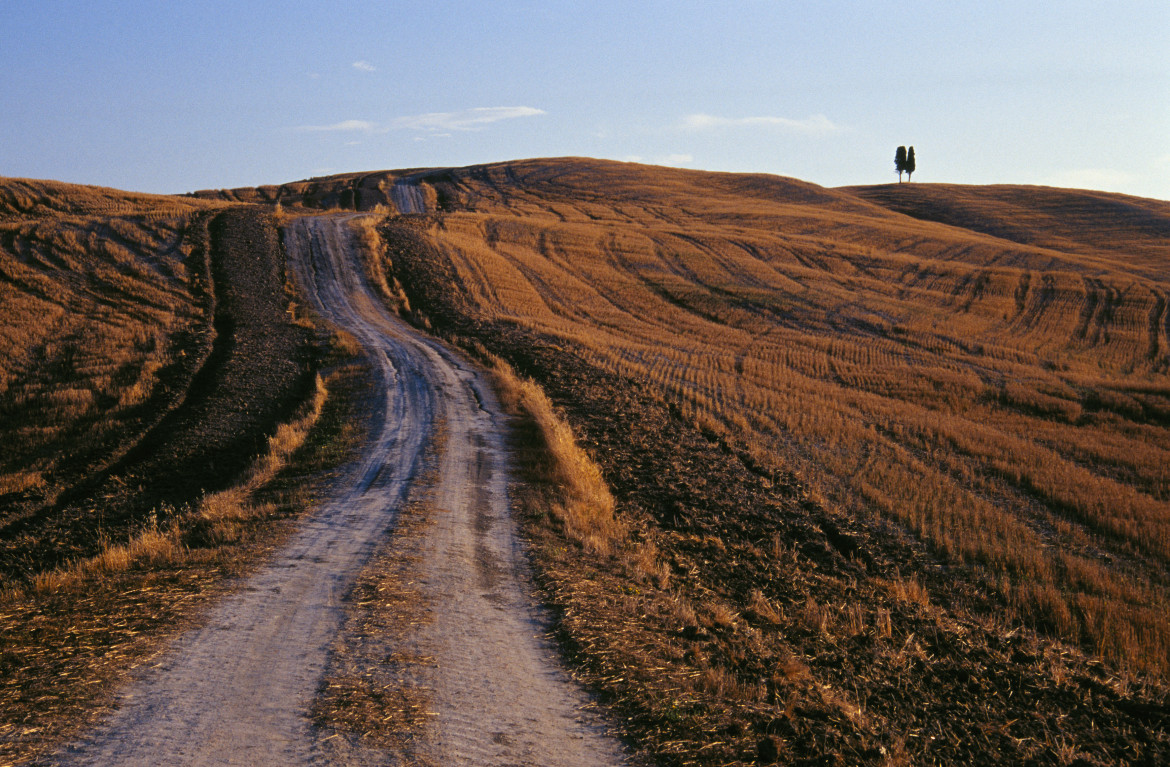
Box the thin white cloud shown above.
[352,60,376,72]
[390,106,545,132]
[295,119,376,132]
[621,154,694,167]
[682,113,842,135]
[294,107,543,136]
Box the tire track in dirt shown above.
[52,212,623,766]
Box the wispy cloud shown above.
[294,107,544,136]
[352,60,376,72]
[624,153,694,167]
[295,119,376,133]
[390,106,545,132]
[681,113,842,135]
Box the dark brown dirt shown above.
[122,208,317,504]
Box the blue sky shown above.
[2,1,1167,199]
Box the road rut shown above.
[52,213,623,766]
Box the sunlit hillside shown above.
[316,158,1170,763]
[363,159,1170,672]
[0,179,220,528]
[6,161,1168,764]
[0,179,338,764]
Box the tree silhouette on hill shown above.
[905,146,916,181]
[895,146,907,182]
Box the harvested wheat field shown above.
[256,157,1169,765]
[2,158,1169,766]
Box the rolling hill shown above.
[2,159,1168,765]
[298,158,1170,764]
[0,179,338,763]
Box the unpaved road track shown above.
[53,214,624,766]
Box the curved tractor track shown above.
[52,214,624,766]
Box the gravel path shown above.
[52,213,623,766]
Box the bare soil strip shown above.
[52,213,623,766]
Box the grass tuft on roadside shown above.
[487,353,625,558]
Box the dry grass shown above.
[0,198,218,526]
[0,179,372,762]
[368,159,1170,680]
[357,158,1170,764]
[487,353,626,557]
[0,177,217,222]
[11,365,324,583]
[0,359,369,765]
[9,161,1165,763]
[352,206,413,315]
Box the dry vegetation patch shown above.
[0,360,370,764]
[1,207,320,578]
[0,206,217,532]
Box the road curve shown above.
[53,213,623,766]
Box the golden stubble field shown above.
[5,160,1169,765]
[370,160,1170,680]
[332,159,1170,763]
[0,180,220,526]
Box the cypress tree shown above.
[905,146,916,181]
[895,146,907,182]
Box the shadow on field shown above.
[0,208,317,579]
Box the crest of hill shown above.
[190,167,441,211]
[426,157,881,213]
[192,157,884,217]
[0,177,219,222]
[196,158,1170,272]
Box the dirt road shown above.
[53,214,624,766]
[389,179,427,214]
